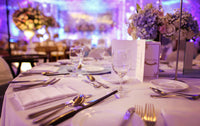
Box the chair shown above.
[50,41,66,61]
[0,56,13,117]
[0,57,13,85]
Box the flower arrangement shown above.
[128,3,164,40]
[159,9,199,41]
[43,15,59,28]
[128,3,200,42]
[12,4,44,31]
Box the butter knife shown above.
[120,107,135,126]
[40,90,118,126]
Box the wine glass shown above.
[112,49,131,95]
[69,46,83,75]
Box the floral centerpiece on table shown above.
[12,4,45,31]
[43,15,59,41]
[128,3,164,41]
[159,9,199,41]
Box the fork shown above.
[143,104,157,126]
[13,78,60,91]
[135,104,144,119]
[135,104,157,126]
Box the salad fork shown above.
[135,104,144,119]
[143,104,157,126]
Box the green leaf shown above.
[136,3,141,13]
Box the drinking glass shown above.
[69,46,83,74]
[112,49,131,94]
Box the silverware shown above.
[151,94,200,100]
[40,90,118,126]
[135,104,157,126]
[13,78,60,91]
[143,104,157,126]
[32,94,87,124]
[120,107,135,126]
[43,72,70,76]
[135,105,144,119]
[9,80,46,83]
[150,87,200,100]
[86,74,110,88]
[150,87,194,96]
[28,94,92,119]
[82,79,101,88]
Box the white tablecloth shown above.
[1,62,200,126]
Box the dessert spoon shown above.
[87,74,110,88]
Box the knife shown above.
[40,90,118,126]
[120,107,135,126]
[44,72,70,76]
[9,80,46,83]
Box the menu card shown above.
[111,39,145,82]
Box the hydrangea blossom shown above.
[128,4,163,40]
[160,9,199,41]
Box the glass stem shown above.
[119,77,123,91]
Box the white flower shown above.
[165,24,176,37]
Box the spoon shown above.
[77,63,82,69]
[32,94,89,124]
[150,87,198,97]
[29,94,91,119]
[151,94,200,100]
[150,87,200,100]
[87,75,110,89]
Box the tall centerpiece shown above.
[128,3,164,41]
[43,15,59,43]
[128,3,164,79]
[159,9,199,52]
[12,4,44,54]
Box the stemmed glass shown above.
[69,46,83,76]
[112,49,131,95]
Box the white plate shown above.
[150,79,189,91]
[71,108,144,126]
[82,66,104,72]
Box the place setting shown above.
[149,79,200,100]
[1,1,200,126]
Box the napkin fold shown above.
[161,108,200,126]
[14,85,77,110]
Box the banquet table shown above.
[1,58,200,126]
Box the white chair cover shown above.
[0,57,13,85]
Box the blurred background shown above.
[0,0,200,57]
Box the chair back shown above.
[0,57,13,85]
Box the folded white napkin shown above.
[161,108,200,126]
[14,85,77,110]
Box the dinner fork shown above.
[143,104,157,126]
[13,78,60,91]
[135,104,157,126]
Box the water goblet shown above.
[112,49,131,96]
[69,46,83,76]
